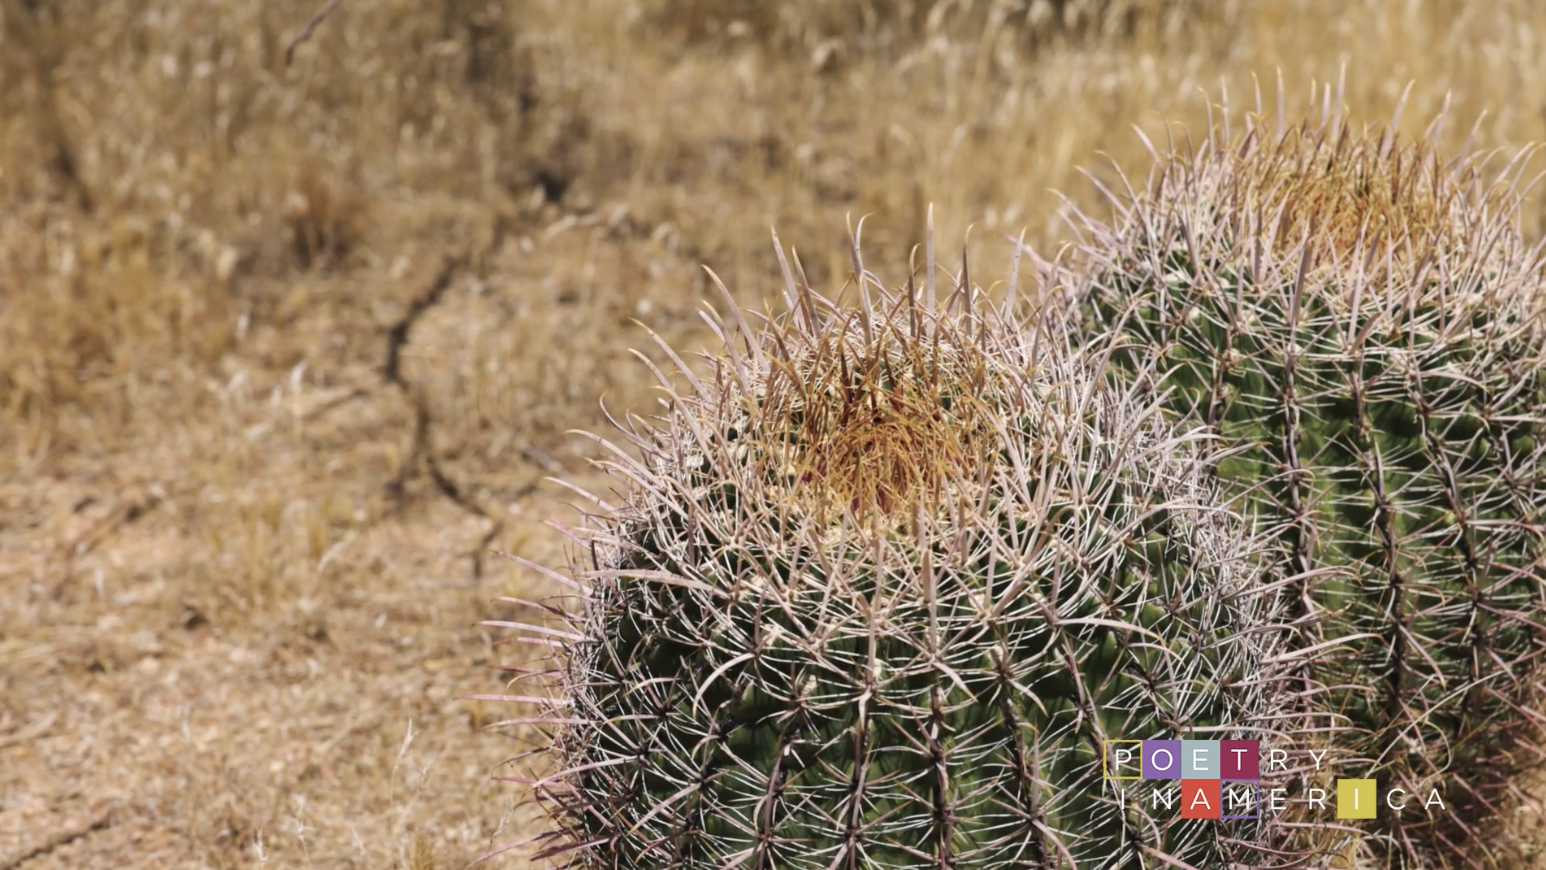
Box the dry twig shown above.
[0,810,113,870]
[0,712,58,752]
[285,0,344,66]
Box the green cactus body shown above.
[509,264,1295,869]
[1072,116,1546,867]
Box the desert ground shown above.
[5,1,1546,867]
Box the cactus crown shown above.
[750,308,997,522]
[1235,123,1479,262]
[1075,105,1533,291]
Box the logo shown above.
[1102,739,1445,821]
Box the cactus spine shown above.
[1070,112,1546,867]
[502,250,1293,869]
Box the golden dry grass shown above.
[6,0,1546,866]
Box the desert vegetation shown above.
[6,0,1546,867]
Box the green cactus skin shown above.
[497,251,1298,870]
[1071,114,1546,868]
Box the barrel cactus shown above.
[1068,111,1546,866]
[497,246,1296,868]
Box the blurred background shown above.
[3,0,1546,866]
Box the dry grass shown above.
[5,0,1546,866]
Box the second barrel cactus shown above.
[1070,113,1546,867]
